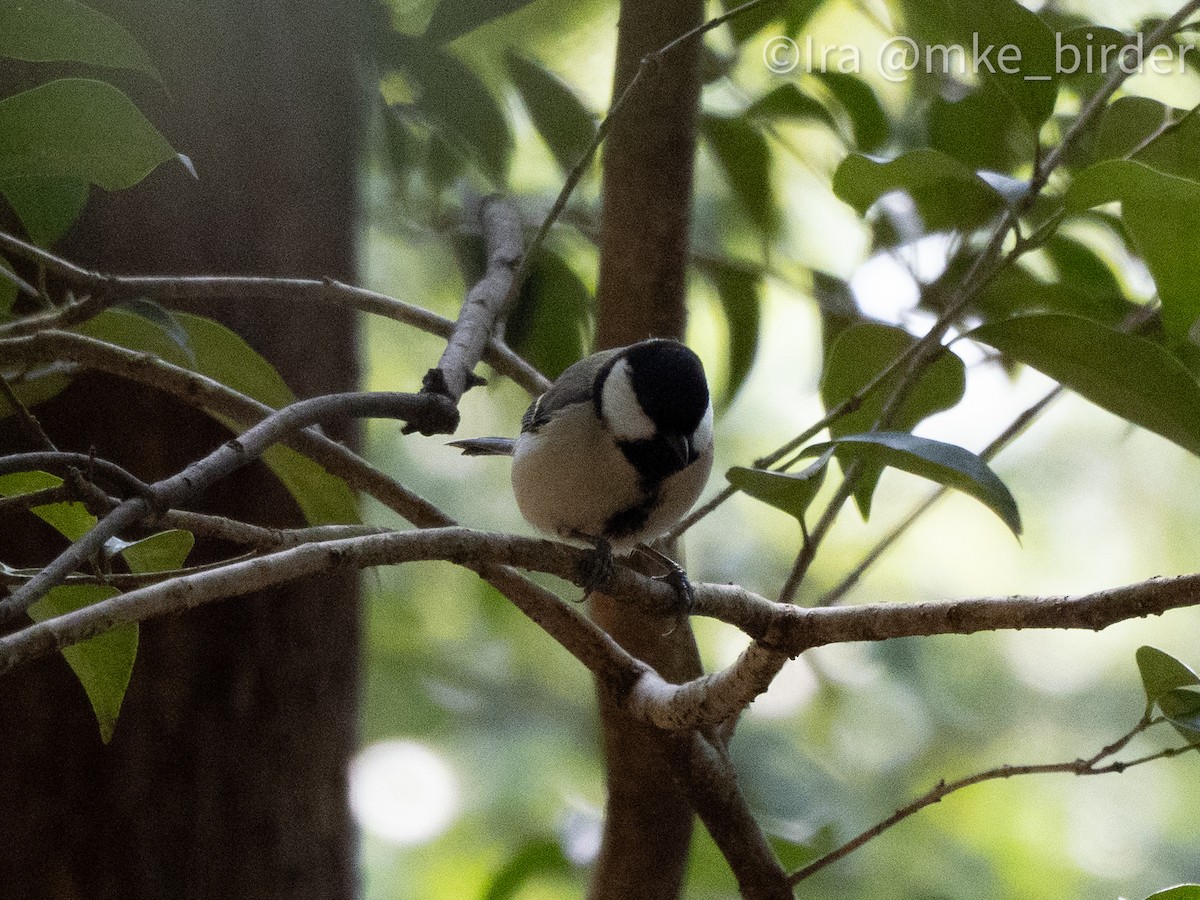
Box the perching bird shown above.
[451,338,714,602]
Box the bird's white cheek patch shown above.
[600,358,656,442]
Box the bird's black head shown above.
[622,339,710,436]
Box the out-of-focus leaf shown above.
[382,105,423,179]
[1132,106,1200,182]
[833,150,1007,234]
[116,529,194,574]
[424,0,537,43]
[702,262,761,408]
[745,83,837,132]
[174,312,360,525]
[0,79,180,189]
[928,82,1031,172]
[381,35,512,181]
[1090,96,1173,165]
[975,252,1130,326]
[28,584,135,744]
[728,454,829,524]
[821,323,966,517]
[701,114,777,239]
[813,71,888,151]
[506,250,590,380]
[801,432,1022,535]
[505,52,597,173]
[0,0,160,80]
[0,176,89,246]
[943,0,1058,130]
[971,314,1200,459]
[1137,646,1200,704]
[483,837,572,900]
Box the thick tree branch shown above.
[4,525,1198,735]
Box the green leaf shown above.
[813,71,888,152]
[0,470,62,495]
[1090,96,1173,166]
[801,432,1022,536]
[28,584,136,744]
[928,81,1031,172]
[174,313,359,525]
[383,35,512,181]
[0,471,98,541]
[424,0,537,43]
[116,529,194,574]
[702,262,761,409]
[0,0,160,80]
[79,305,194,368]
[942,0,1058,130]
[745,83,837,132]
[118,298,195,363]
[1136,646,1200,704]
[970,314,1200,459]
[701,114,777,239]
[506,250,590,380]
[505,52,597,174]
[0,176,89,246]
[1157,688,1200,739]
[1131,105,1200,182]
[482,838,572,900]
[821,323,966,518]
[727,456,830,524]
[1067,159,1200,343]
[0,78,180,189]
[833,150,1007,234]
[1145,888,1200,900]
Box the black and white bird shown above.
[452,338,714,600]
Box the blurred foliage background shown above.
[349,0,1200,897]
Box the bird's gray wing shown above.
[521,346,623,433]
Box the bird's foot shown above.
[572,533,613,602]
[635,543,695,619]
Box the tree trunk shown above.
[590,1,705,897]
[0,2,365,897]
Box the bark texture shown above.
[0,2,364,897]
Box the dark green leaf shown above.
[1132,105,1200,182]
[703,263,761,408]
[424,0,537,43]
[821,323,966,517]
[1090,96,1173,165]
[117,529,194,574]
[0,78,180,189]
[118,298,195,363]
[0,0,160,80]
[505,52,597,174]
[1067,159,1200,342]
[727,454,830,523]
[813,71,888,151]
[28,584,135,744]
[1158,688,1200,739]
[0,176,89,246]
[745,83,837,132]
[801,432,1022,535]
[943,0,1058,130]
[506,250,590,380]
[383,35,512,181]
[971,314,1200,459]
[1136,645,1200,704]
[174,313,360,525]
[833,150,1007,234]
[482,838,572,900]
[381,105,422,178]
[928,82,1031,172]
[701,114,777,239]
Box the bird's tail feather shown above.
[448,437,516,457]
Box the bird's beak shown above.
[663,433,691,466]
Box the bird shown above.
[451,338,714,605]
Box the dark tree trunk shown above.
[590,1,706,898]
[0,2,365,897]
